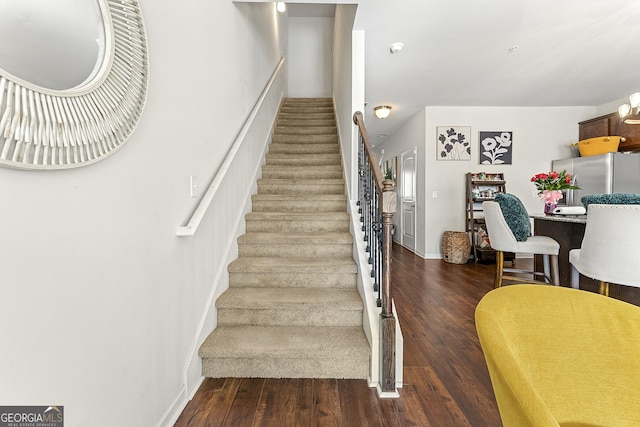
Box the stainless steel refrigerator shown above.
[551,152,640,207]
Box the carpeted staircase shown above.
[199,98,370,379]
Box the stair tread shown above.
[238,232,353,243]
[252,194,346,200]
[266,153,341,158]
[228,257,357,273]
[246,212,349,220]
[257,178,344,184]
[269,143,338,148]
[262,164,342,170]
[199,325,368,359]
[275,114,335,121]
[217,288,363,310]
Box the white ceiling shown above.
[291,0,640,142]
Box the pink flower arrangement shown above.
[530,170,580,205]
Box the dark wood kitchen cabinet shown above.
[579,113,640,152]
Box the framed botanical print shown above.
[479,131,513,165]
[437,126,471,160]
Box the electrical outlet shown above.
[190,176,199,198]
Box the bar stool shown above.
[483,197,560,288]
[569,204,640,295]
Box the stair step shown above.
[246,212,349,232]
[229,257,356,289]
[283,97,332,104]
[265,154,342,167]
[251,194,346,213]
[261,165,342,180]
[279,106,334,114]
[257,178,344,196]
[216,288,363,327]
[228,256,357,274]
[269,143,339,155]
[274,126,337,135]
[199,325,369,378]
[238,232,352,257]
[277,119,335,127]
[271,134,338,144]
[277,112,335,121]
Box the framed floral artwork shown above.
[479,131,513,165]
[437,126,471,160]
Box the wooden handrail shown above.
[353,111,385,196]
[353,111,397,395]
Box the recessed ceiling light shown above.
[390,42,404,54]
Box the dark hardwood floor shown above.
[174,244,511,426]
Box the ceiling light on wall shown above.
[276,2,286,13]
[618,92,640,124]
[374,105,392,119]
[389,42,404,54]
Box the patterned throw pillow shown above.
[581,194,640,209]
[494,193,531,242]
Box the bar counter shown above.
[532,213,640,306]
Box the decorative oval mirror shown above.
[0,0,149,170]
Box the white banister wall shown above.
[178,55,286,404]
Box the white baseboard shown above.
[156,376,203,427]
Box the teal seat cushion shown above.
[494,193,531,242]
[581,193,640,209]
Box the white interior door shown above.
[400,148,417,252]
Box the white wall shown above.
[0,2,285,426]
[288,17,334,97]
[378,105,597,258]
[375,110,427,256]
[332,5,358,197]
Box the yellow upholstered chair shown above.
[475,285,640,427]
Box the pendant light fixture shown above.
[618,92,640,124]
[374,105,392,119]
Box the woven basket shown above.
[442,231,471,264]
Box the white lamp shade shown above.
[619,103,631,118]
[374,105,392,119]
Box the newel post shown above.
[380,179,398,395]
